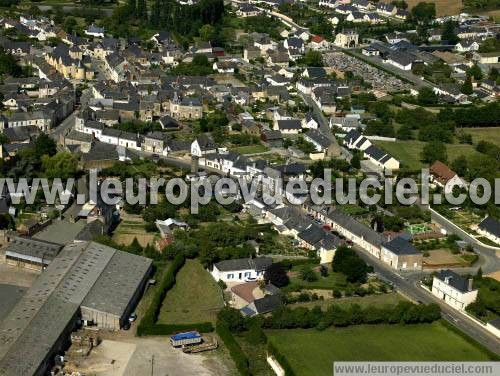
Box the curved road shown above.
[353,245,500,355]
[430,209,500,275]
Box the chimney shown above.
[468,278,473,291]
[444,276,451,285]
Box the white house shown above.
[85,24,105,38]
[191,134,217,157]
[429,161,467,193]
[211,257,273,283]
[381,237,422,271]
[431,270,478,311]
[301,113,319,129]
[477,216,500,245]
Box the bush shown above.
[267,341,296,376]
[262,301,441,331]
[216,323,250,376]
[217,307,246,333]
[300,266,319,282]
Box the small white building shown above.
[431,270,478,311]
[211,257,273,283]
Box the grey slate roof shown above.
[305,129,331,148]
[478,216,500,238]
[0,242,152,376]
[251,294,282,314]
[277,119,301,130]
[214,257,272,272]
[5,236,62,263]
[435,269,474,293]
[383,237,419,255]
[327,209,386,247]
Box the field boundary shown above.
[136,255,214,336]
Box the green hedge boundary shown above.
[137,255,214,336]
[216,322,250,376]
[267,340,296,376]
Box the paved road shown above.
[352,245,500,355]
[430,209,500,275]
[50,88,92,142]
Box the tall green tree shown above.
[461,75,473,95]
[421,141,448,164]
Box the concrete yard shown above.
[68,337,235,376]
[0,261,39,288]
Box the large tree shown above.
[421,141,448,164]
[264,263,289,287]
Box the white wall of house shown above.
[211,266,264,282]
[431,277,478,311]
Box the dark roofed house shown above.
[477,216,500,245]
[211,257,272,282]
[261,129,283,147]
[432,269,478,311]
[191,133,217,157]
[381,236,422,270]
[275,119,301,134]
[241,294,282,316]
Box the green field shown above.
[374,140,480,169]
[289,267,346,290]
[158,259,224,324]
[289,292,406,310]
[230,144,269,154]
[463,127,500,145]
[266,322,496,376]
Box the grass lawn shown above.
[374,140,480,170]
[289,267,346,290]
[112,215,156,247]
[463,127,500,145]
[158,259,224,324]
[266,321,496,376]
[289,292,405,310]
[390,0,463,17]
[230,144,269,154]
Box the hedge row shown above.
[137,255,186,336]
[216,322,250,376]
[279,258,320,269]
[267,340,296,376]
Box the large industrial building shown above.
[0,241,153,376]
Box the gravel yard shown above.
[66,337,235,376]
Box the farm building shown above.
[0,241,153,376]
[5,236,62,271]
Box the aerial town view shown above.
[0,0,499,375]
